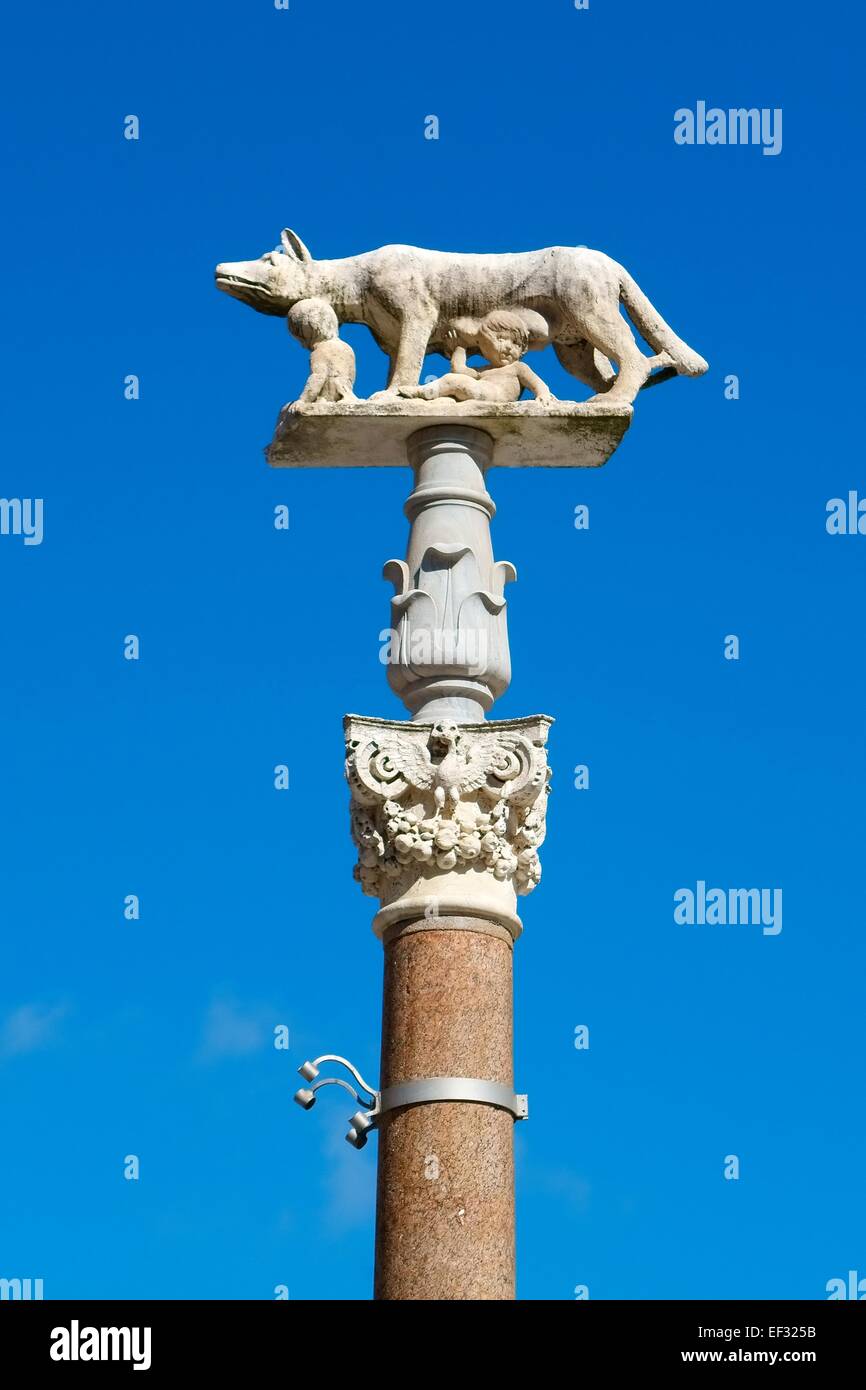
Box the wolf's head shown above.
[215,229,313,316]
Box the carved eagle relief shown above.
[348,720,541,814]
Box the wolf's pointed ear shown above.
[281,228,312,263]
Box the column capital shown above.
[344,713,552,940]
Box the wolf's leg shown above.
[389,308,438,396]
[580,311,652,405]
[554,341,615,393]
[368,352,407,401]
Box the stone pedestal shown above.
[265,398,631,470]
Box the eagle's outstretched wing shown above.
[351,734,435,803]
[459,733,534,797]
[458,735,503,794]
[376,736,436,792]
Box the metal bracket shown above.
[380,1077,528,1122]
[294,1054,528,1149]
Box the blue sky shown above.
[2,0,863,1300]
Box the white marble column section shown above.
[383,426,516,722]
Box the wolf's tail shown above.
[620,270,708,377]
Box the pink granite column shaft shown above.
[373,917,516,1301]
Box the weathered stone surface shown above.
[216,233,708,405]
[383,426,514,719]
[345,714,552,940]
[265,398,631,469]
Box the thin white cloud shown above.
[534,1164,592,1212]
[0,1003,67,1059]
[196,994,276,1062]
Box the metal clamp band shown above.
[294,1053,528,1149]
[379,1077,528,1121]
